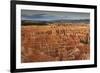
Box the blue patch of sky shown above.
[21,10,90,21]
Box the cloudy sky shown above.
[21,10,90,21]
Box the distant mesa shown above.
[21,19,90,26]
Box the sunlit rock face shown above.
[21,24,90,63]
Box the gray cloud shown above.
[21,9,90,21]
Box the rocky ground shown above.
[21,23,90,63]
